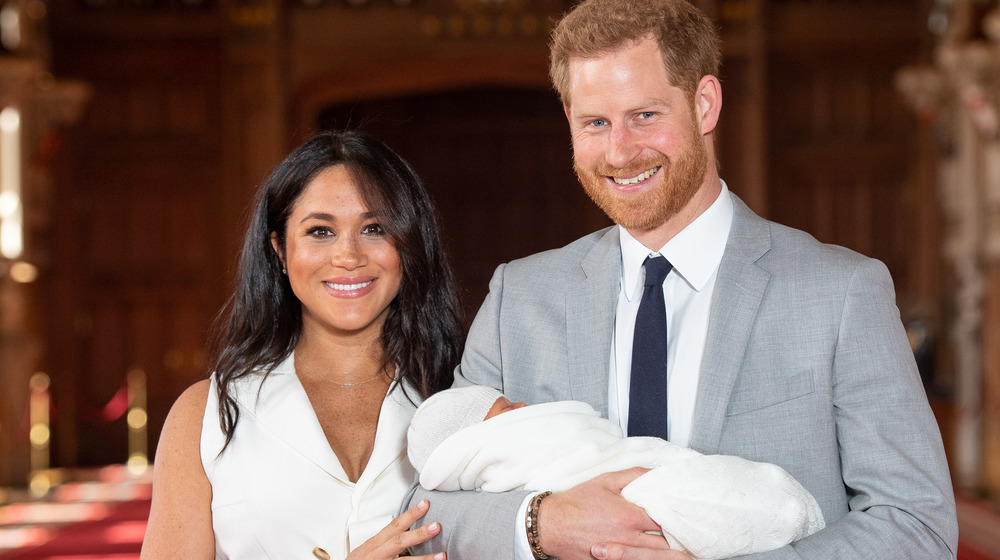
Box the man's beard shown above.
[574,125,708,232]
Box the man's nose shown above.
[606,126,640,169]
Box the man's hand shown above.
[536,468,690,560]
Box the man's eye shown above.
[639,112,654,119]
[590,119,608,128]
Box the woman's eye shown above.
[361,224,385,235]
[306,226,334,237]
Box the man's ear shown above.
[695,75,722,135]
[270,232,286,270]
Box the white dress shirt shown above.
[513,183,733,559]
[610,182,733,447]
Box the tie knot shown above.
[643,255,672,287]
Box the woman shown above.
[141,130,462,560]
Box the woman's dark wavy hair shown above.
[210,130,463,448]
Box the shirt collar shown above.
[620,180,734,302]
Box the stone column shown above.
[0,58,90,493]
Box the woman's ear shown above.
[270,232,286,272]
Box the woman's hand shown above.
[343,499,445,560]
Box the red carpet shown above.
[0,466,997,559]
[0,466,149,560]
[957,494,1000,560]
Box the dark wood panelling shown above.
[767,28,926,297]
[47,28,227,467]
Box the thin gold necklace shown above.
[295,356,389,389]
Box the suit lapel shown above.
[689,196,771,454]
[566,227,621,416]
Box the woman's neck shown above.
[294,327,389,386]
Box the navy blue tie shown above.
[628,255,672,439]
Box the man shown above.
[408,0,958,558]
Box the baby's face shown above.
[484,396,527,420]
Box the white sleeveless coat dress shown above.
[201,354,418,560]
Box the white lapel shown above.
[234,355,418,485]
[355,380,418,489]
[233,354,352,482]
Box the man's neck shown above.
[628,174,723,251]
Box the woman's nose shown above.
[330,235,363,269]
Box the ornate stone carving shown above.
[896,0,1000,494]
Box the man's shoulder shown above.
[769,221,877,268]
[743,212,889,287]
[505,225,617,275]
[730,197,878,272]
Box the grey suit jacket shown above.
[410,193,957,559]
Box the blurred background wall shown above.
[2,0,997,511]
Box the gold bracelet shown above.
[525,491,553,560]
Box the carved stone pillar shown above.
[897,0,1000,499]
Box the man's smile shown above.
[611,166,661,186]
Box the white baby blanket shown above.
[417,400,824,559]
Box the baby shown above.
[407,386,825,560]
